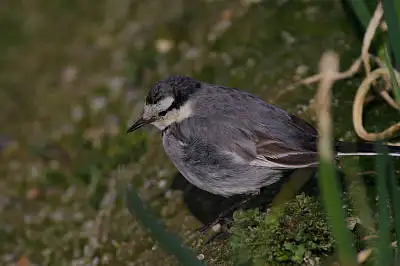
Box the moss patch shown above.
[229,194,335,265]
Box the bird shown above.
[127,76,400,197]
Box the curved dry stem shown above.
[361,2,383,75]
[353,68,400,142]
[380,90,400,109]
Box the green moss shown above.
[229,194,334,265]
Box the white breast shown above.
[162,130,208,190]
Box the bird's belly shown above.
[168,158,278,197]
[162,133,282,197]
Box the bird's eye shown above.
[158,110,167,116]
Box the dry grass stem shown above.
[316,51,339,160]
[357,248,372,264]
[361,2,383,75]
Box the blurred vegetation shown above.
[1,0,400,265]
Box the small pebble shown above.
[90,97,107,112]
[71,105,84,121]
[158,179,167,189]
[61,65,78,84]
[211,223,221,233]
[155,39,173,53]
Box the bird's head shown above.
[127,76,201,133]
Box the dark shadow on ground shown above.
[169,168,322,227]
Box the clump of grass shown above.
[229,194,335,265]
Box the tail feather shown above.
[335,141,400,157]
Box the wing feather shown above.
[253,136,318,169]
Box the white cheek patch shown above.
[152,100,193,130]
[143,96,174,120]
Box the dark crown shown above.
[145,76,202,107]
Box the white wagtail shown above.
[127,76,400,197]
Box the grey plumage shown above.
[127,76,400,197]
[162,83,318,196]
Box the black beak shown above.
[126,118,151,133]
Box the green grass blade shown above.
[341,159,375,233]
[383,45,400,104]
[383,0,400,68]
[316,51,356,266]
[125,186,204,266]
[396,1,400,24]
[375,145,392,266]
[387,155,400,259]
[346,0,372,28]
[319,159,357,266]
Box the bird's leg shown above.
[197,192,259,234]
[204,230,232,244]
